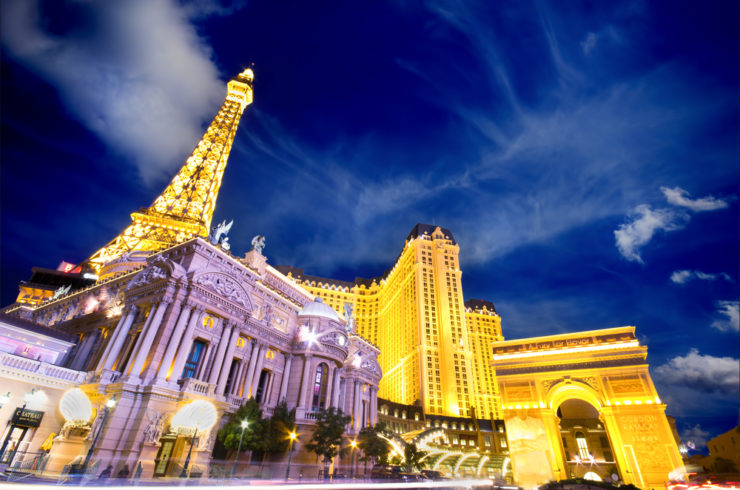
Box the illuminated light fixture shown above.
[623,400,632,405]
[23,389,48,409]
[60,388,93,425]
[492,340,640,360]
[634,400,642,405]
[83,273,99,280]
[502,456,510,477]
[646,400,653,404]
[0,392,9,407]
[477,455,489,475]
[171,400,218,435]
[454,453,476,475]
[352,353,362,368]
[575,455,581,464]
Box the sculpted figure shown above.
[251,235,266,254]
[343,303,355,333]
[210,219,234,250]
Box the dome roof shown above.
[298,297,340,322]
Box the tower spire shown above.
[85,68,254,273]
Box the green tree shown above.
[357,422,390,472]
[216,398,267,455]
[305,407,351,478]
[403,442,427,472]
[264,400,297,455]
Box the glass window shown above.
[576,432,590,459]
[311,363,329,411]
[182,339,206,379]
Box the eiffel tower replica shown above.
[14,69,254,305]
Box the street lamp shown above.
[285,431,297,480]
[82,395,116,473]
[232,419,249,478]
[171,400,218,478]
[0,392,10,408]
[349,439,357,480]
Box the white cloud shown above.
[671,270,732,284]
[581,32,598,55]
[1,0,225,183]
[614,205,685,263]
[661,186,729,212]
[654,348,740,393]
[711,300,740,332]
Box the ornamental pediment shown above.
[193,272,253,310]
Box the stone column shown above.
[207,319,230,385]
[216,324,240,395]
[331,368,343,408]
[127,299,171,378]
[234,340,255,396]
[196,341,212,380]
[278,354,293,403]
[71,330,98,371]
[154,304,194,382]
[241,341,261,398]
[168,307,205,383]
[370,387,378,426]
[98,307,137,371]
[352,381,362,432]
[155,304,194,382]
[298,355,314,410]
[248,344,267,400]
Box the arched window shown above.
[311,363,329,411]
[576,431,590,459]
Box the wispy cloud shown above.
[614,205,686,263]
[670,270,732,284]
[1,0,226,183]
[580,32,598,55]
[654,348,739,393]
[711,300,739,332]
[661,186,729,212]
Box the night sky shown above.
[1,0,738,451]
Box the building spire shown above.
[85,68,254,273]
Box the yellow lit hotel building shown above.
[277,224,503,420]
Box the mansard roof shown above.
[406,223,457,244]
[465,299,497,313]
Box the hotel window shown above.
[311,363,329,411]
[576,432,590,459]
[181,339,206,379]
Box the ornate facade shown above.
[2,239,380,478]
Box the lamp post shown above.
[82,396,116,473]
[180,427,199,478]
[173,400,218,479]
[285,431,297,480]
[232,420,249,478]
[349,439,357,480]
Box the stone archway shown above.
[555,398,620,482]
[492,326,683,490]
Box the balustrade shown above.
[0,352,87,384]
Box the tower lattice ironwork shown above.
[85,69,254,272]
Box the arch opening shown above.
[555,398,620,483]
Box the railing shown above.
[0,352,87,384]
[226,394,244,407]
[181,377,212,395]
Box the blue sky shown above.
[1,0,738,450]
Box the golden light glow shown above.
[292,226,503,417]
[86,71,254,273]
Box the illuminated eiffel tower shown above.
[86,68,254,273]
